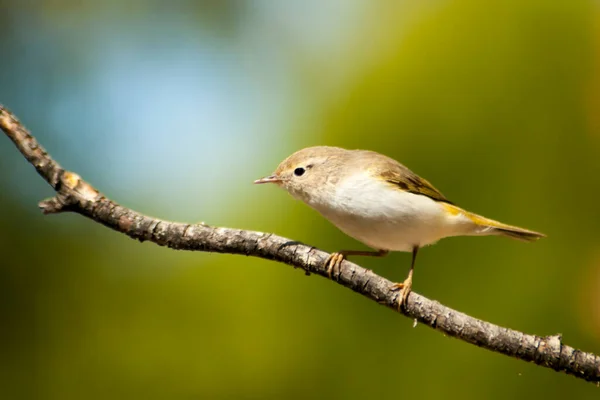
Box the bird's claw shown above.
[325,252,345,280]
[390,279,412,310]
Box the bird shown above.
[254,146,545,308]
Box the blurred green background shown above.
[1,1,599,398]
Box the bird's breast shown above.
[310,172,452,251]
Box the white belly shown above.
[308,172,461,252]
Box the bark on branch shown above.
[1,105,598,384]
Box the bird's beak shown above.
[254,175,282,184]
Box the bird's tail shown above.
[443,204,545,242]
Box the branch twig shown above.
[1,105,598,384]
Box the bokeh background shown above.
[1,1,599,399]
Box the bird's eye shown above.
[294,167,305,177]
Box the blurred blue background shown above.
[1,1,600,398]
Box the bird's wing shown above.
[369,154,453,204]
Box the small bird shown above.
[254,146,544,308]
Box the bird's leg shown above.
[325,249,389,280]
[390,246,419,310]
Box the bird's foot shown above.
[390,278,412,310]
[325,252,345,280]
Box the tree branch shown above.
[1,105,598,384]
